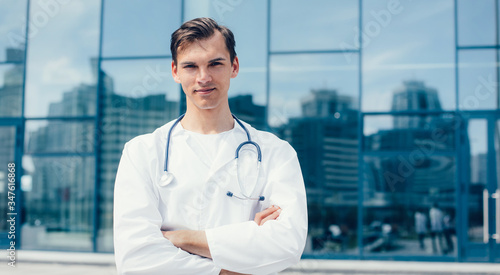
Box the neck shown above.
[181,105,234,134]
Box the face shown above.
[172,31,239,112]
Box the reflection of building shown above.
[23,67,180,250]
[392,80,442,129]
[0,48,23,117]
[229,94,266,130]
[364,80,455,208]
[282,89,359,206]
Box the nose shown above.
[197,67,212,84]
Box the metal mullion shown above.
[454,0,465,261]
[0,118,23,126]
[270,49,359,56]
[16,0,31,249]
[361,110,457,116]
[100,55,172,61]
[0,61,24,65]
[26,152,95,158]
[92,0,106,253]
[24,116,95,121]
[362,150,457,158]
[358,0,364,259]
[265,0,271,131]
[457,45,500,50]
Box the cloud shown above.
[42,56,83,84]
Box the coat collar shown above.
[164,117,251,179]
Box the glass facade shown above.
[0,0,499,262]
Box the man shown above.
[113,17,307,275]
[429,203,445,254]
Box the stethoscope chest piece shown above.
[159,172,175,187]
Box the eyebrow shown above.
[209,57,226,63]
[180,57,226,66]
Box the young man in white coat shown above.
[113,17,308,275]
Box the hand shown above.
[220,269,249,275]
[162,230,211,258]
[253,205,281,226]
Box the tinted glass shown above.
[466,119,487,243]
[102,0,181,57]
[184,0,268,129]
[458,49,498,110]
[24,0,100,117]
[362,0,455,112]
[364,114,456,152]
[0,0,27,62]
[0,64,23,117]
[25,120,94,154]
[363,155,456,255]
[97,59,180,251]
[270,54,359,127]
[270,53,359,255]
[271,0,358,52]
[21,156,95,251]
[457,0,496,46]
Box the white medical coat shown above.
[113,118,308,275]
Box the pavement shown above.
[1,250,500,274]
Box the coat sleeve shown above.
[114,140,221,275]
[205,144,308,274]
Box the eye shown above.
[210,62,222,66]
[183,64,196,69]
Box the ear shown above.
[230,56,239,79]
[172,60,181,83]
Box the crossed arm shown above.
[161,205,282,275]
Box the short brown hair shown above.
[170,17,236,65]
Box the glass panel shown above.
[0,64,23,117]
[24,0,100,117]
[25,121,94,154]
[270,0,358,52]
[458,50,498,110]
[184,0,268,129]
[466,120,487,243]
[21,156,95,251]
[97,59,180,251]
[102,0,181,57]
[362,0,455,111]
[363,155,456,255]
[270,53,359,255]
[0,127,16,233]
[457,0,496,46]
[364,114,456,152]
[0,0,26,62]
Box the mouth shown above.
[195,87,215,95]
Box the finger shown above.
[254,205,279,224]
[259,208,281,226]
[162,230,177,240]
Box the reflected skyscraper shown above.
[364,80,455,206]
[283,89,359,203]
[228,94,266,130]
[0,48,23,117]
[23,65,180,251]
[392,80,442,129]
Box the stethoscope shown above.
[159,113,265,201]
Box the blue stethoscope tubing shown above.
[163,113,265,201]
